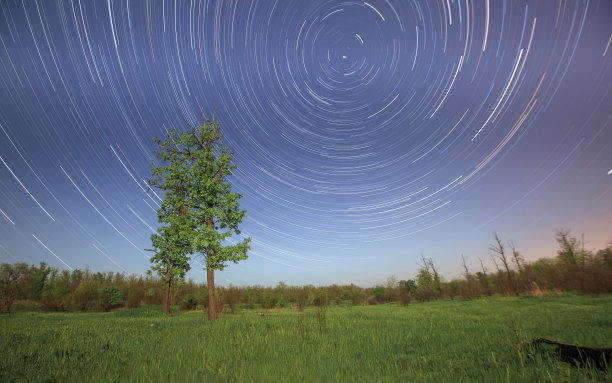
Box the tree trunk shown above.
[206,217,217,320]
[163,258,171,314]
[207,267,216,320]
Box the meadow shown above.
[1,294,611,382]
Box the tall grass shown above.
[1,295,610,382]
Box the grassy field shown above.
[1,294,611,382]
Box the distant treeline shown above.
[1,230,611,314]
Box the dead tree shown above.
[490,232,514,293]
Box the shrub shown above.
[262,291,277,309]
[40,288,66,311]
[72,280,102,312]
[102,286,122,311]
[278,296,289,308]
[144,287,158,305]
[222,286,241,313]
[295,288,309,310]
[398,289,411,306]
[309,289,327,307]
[126,288,145,308]
[340,290,352,301]
[372,286,389,303]
[180,294,198,311]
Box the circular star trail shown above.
[0,0,610,285]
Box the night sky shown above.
[1,0,610,286]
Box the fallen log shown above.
[527,338,612,371]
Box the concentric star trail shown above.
[0,0,610,285]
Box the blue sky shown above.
[0,0,611,286]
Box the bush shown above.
[309,289,327,307]
[180,294,198,311]
[372,286,389,303]
[222,286,241,313]
[278,296,289,308]
[40,289,66,311]
[262,291,277,309]
[340,290,352,301]
[70,280,103,312]
[102,286,122,311]
[398,289,411,306]
[295,288,309,310]
[126,288,145,308]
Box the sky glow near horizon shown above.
[0,0,610,286]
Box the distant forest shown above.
[1,230,611,314]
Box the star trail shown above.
[0,0,610,286]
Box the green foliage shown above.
[371,286,389,303]
[0,262,52,313]
[399,279,417,295]
[179,294,199,311]
[0,263,19,313]
[416,269,436,302]
[262,290,277,309]
[556,229,586,265]
[149,117,251,273]
[2,231,611,314]
[71,280,102,312]
[309,289,328,307]
[149,116,250,318]
[102,286,122,311]
[278,296,289,308]
[40,288,67,312]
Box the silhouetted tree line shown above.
[1,230,610,314]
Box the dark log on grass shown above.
[530,338,612,371]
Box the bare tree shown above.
[490,232,515,293]
[509,241,524,272]
[490,232,512,277]
[461,254,476,298]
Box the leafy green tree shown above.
[149,114,250,320]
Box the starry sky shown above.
[0,0,611,287]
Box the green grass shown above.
[2,295,611,382]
